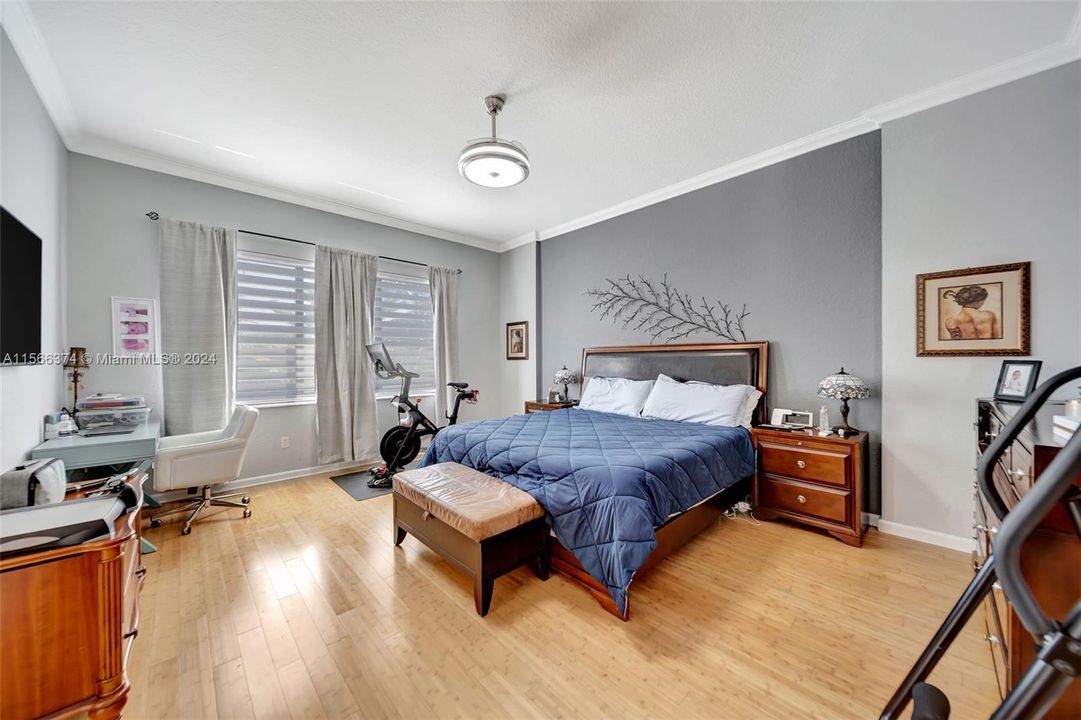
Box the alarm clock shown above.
[769,408,814,429]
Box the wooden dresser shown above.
[0,472,147,719]
[974,399,1080,718]
[752,427,868,547]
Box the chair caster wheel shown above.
[150,518,161,528]
[181,526,192,536]
[243,509,251,518]
[241,496,250,505]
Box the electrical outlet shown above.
[280,436,290,449]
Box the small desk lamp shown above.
[817,367,870,435]
[553,365,580,401]
[64,346,90,409]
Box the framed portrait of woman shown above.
[506,321,528,360]
[916,262,1030,357]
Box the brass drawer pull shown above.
[797,495,807,504]
[422,511,432,522]
[984,633,1000,645]
[796,460,806,469]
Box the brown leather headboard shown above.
[580,341,769,424]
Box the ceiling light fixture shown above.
[458,95,529,188]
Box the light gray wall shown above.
[0,29,67,469]
[65,154,502,479]
[540,132,883,511]
[881,61,1081,541]
[498,241,538,415]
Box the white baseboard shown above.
[862,512,880,528]
[150,457,378,504]
[876,520,973,553]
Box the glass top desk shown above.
[30,421,161,553]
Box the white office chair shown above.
[150,405,259,535]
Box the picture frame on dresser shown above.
[993,359,1041,402]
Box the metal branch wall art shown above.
[585,274,749,343]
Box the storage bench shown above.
[392,462,550,616]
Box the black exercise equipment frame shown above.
[365,343,477,486]
[881,366,1081,720]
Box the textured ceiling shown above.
[18,1,1081,247]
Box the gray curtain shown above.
[159,219,237,435]
[315,246,379,464]
[429,267,460,422]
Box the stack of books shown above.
[1053,414,1079,443]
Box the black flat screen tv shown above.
[1,206,43,365]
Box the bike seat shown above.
[447,381,469,389]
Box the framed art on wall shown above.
[506,321,528,360]
[916,262,1030,357]
[111,296,159,357]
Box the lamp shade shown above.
[817,367,870,400]
[553,365,579,386]
[64,346,90,369]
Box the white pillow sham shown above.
[578,377,655,417]
[646,374,757,428]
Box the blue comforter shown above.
[418,408,755,614]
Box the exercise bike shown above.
[365,342,478,488]
[881,366,1081,720]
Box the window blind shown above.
[236,249,316,404]
[373,272,435,397]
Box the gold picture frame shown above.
[506,321,528,360]
[916,262,1030,357]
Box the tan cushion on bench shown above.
[393,462,544,541]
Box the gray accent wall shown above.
[540,132,883,512]
[0,30,68,469]
[881,61,1081,540]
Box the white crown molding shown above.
[506,30,1081,249]
[530,117,879,245]
[861,40,1081,125]
[876,520,973,553]
[71,135,502,252]
[498,231,539,253]
[0,0,79,142]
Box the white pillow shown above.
[578,377,655,417]
[646,374,755,427]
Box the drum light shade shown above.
[458,139,530,188]
[458,95,530,188]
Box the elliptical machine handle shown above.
[977,366,1081,522]
[994,416,1081,640]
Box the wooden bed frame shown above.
[550,341,769,621]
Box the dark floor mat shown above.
[330,470,394,501]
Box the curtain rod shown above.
[145,211,461,274]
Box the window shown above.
[236,249,315,405]
[373,270,435,397]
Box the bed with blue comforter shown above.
[418,407,755,615]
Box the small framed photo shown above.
[994,360,1041,402]
[506,321,528,360]
[916,262,1030,357]
[111,297,159,357]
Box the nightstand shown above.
[751,427,868,547]
[524,400,578,413]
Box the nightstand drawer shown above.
[759,475,848,524]
[759,440,849,487]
